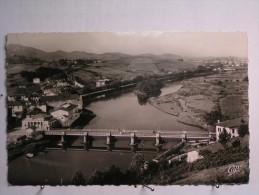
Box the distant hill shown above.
[6,44,47,59]
[6,44,183,61]
[160,53,182,59]
[6,44,98,60]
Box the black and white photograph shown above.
[6,32,249,186]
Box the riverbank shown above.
[8,150,155,185]
[149,78,216,130]
[149,69,248,131]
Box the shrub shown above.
[238,123,249,137]
[218,128,231,144]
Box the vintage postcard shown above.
[6,32,249,185]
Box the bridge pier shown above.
[61,132,66,150]
[83,133,90,151]
[106,133,114,151]
[182,132,187,142]
[155,133,163,152]
[130,133,138,152]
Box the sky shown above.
[7,32,248,57]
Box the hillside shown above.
[6,44,200,86]
[6,44,189,63]
[6,44,47,59]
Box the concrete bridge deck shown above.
[43,129,216,152]
[44,129,215,139]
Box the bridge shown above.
[44,129,216,152]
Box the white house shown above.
[7,95,16,102]
[96,78,110,87]
[50,103,80,127]
[216,118,248,141]
[22,114,57,131]
[57,81,69,87]
[74,80,84,88]
[33,77,40,84]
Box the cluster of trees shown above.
[58,58,101,67]
[7,55,44,65]
[204,109,224,126]
[238,123,249,137]
[70,141,249,185]
[135,78,163,98]
[218,123,249,144]
[70,153,147,185]
[20,67,67,82]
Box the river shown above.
[85,82,203,132]
[8,82,204,185]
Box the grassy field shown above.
[149,66,248,129]
[174,160,249,185]
[220,95,247,118]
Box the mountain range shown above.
[6,44,182,61]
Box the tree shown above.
[218,128,231,144]
[126,153,146,184]
[238,123,249,137]
[71,170,86,185]
[87,166,125,185]
[135,78,163,97]
[204,110,223,125]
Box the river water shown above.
[8,82,204,185]
[85,82,203,132]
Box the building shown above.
[74,80,84,88]
[7,95,16,102]
[40,94,83,109]
[96,78,110,87]
[50,103,80,127]
[215,118,248,141]
[22,114,57,131]
[43,89,59,96]
[26,107,44,118]
[8,101,24,118]
[56,81,69,87]
[30,92,41,103]
[33,77,40,84]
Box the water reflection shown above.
[83,88,134,106]
[136,90,161,105]
[137,95,148,105]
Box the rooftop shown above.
[8,101,23,106]
[216,117,248,128]
[40,94,80,102]
[60,103,78,111]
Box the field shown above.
[174,160,249,185]
[220,95,247,118]
[149,66,248,129]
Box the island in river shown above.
[134,77,163,100]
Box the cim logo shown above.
[228,165,241,176]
